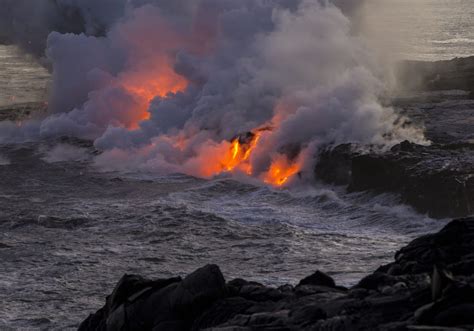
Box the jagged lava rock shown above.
[79,218,474,331]
[397,56,474,93]
[79,264,226,331]
[317,141,474,218]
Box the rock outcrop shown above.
[315,56,474,219]
[397,56,474,93]
[317,141,474,218]
[79,218,474,331]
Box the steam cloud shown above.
[0,0,426,184]
[0,0,126,58]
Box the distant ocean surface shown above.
[0,46,49,107]
[365,0,474,61]
[1,0,473,106]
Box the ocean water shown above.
[0,1,472,329]
[364,0,474,61]
[0,141,444,329]
[0,46,49,107]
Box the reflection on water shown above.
[0,45,49,107]
[363,0,474,60]
[0,0,473,110]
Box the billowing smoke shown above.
[0,0,426,185]
[0,0,126,59]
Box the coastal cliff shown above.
[315,56,474,218]
[397,56,474,94]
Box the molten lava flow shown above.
[219,131,263,175]
[231,140,240,160]
[207,127,300,186]
[215,139,241,172]
[195,123,300,186]
[263,155,300,186]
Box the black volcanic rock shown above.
[297,270,336,288]
[315,56,474,218]
[316,141,474,218]
[350,141,474,218]
[315,143,361,186]
[79,218,474,331]
[398,56,474,93]
[377,218,474,276]
[79,264,226,331]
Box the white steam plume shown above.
[0,0,426,184]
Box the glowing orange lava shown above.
[112,6,194,129]
[208,128,300,186]
[118,55,188,127]
[106,6,301,186]
[263,155,300,186]
[192,131,263,178]
[124,68,188,102]
[219,131,262,175]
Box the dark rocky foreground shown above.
[79,218,474,330]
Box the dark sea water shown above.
[0,1,472,329]
[0,141,443,329]
[364,0,474,60]
[0,46,49,108]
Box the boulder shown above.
[380,218,474,276]
[297,270,336,288]
[79,264,226,331]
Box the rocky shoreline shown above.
[397,56,474,95]
[315,56,474,219]
[316,140,474,218]
[79,217,474,330]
